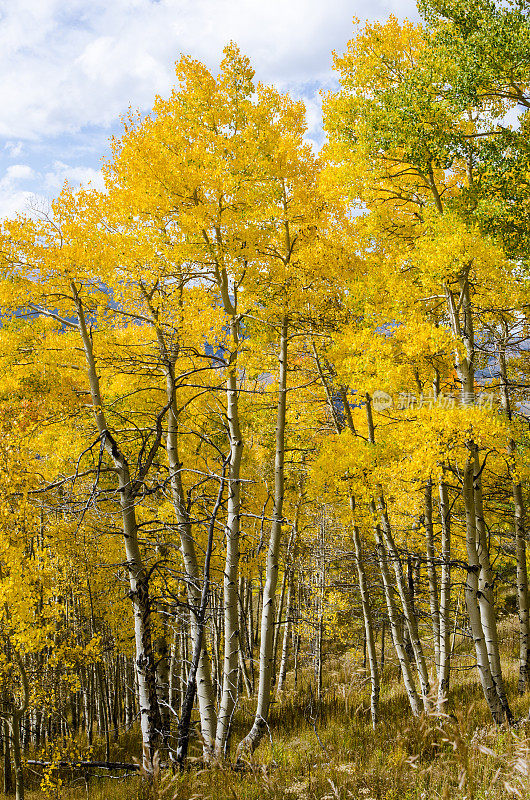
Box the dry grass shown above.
[20,615,530,800]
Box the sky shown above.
[0,0,419,219]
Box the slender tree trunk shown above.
[215,317,244,757]
[437,479,451,710]
[10,717,22,800]
[499,334,530,693]
[365,394,430,708]
[514,475,530,695]
[444,272,475,405]
[374,525,421,716]
[176,463,227,766]
[237,578,253,699]
[377,497,430,708]
[74,288,161,771]
[155,614,171,747]
[473,447,512,722]
[352,509,379,728]
[3,720,12,796]
[96,663,110,761]
[162,360,217,752]
[272,566,288,686]
[462,454,504,724]
[425,479,440,678]
[277,569,293,694]
[237,315,288,757]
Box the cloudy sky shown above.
[0,0,419,219]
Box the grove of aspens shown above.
[2,1,530,798]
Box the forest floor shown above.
[22,616,530,800]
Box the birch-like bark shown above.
[272,564,289,685]
[145,296,218,752]
[73,288,161,771]
[237,578,253,699]
[374,524,421,716]
[176,462,226,766]
[352,510,379,728]
[0,652,30,800]
[424,479,440,678]
[444,268,475,406]
[437,479,451,710]
[365,396,431,709]
[237,315,288,756]
[377,495,431,709]
[215,314,244,756]
[155,612,170,747]
[330,381,379,722]
[462,455,505,724]
[499,334,530,693]
[276,569,293,694]
[473,447,512,722]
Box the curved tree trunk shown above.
[141,298,218,755]
[374,525,421,716]
[74,288,161,772]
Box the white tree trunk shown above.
[352,514,379,728]
[374,525,421,716]
[215,315,244,756]
[73,288,161,771]
[377,495,431,710]
[158,338,218,753]
[437,479,451,711]
[462,454,504,724]
[237,315,288,756]
[499,335,530,693]
[425,479,440,683]
[473,447,512,722]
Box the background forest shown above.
[1,0,530,798]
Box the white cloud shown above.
[4,141,24,158]
[0,0,419,140]
[0,0,419,218]
[44,161,105,192]
[0,164,35,184]
[0,190,41,220]
[0,160,104,219]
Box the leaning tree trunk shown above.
[74,287,161,772]
[513,475,530,694]
[365,394,431,710]
[374,524,421,716]
[237,315,288,757]
[141,295,220,754]
[176,463,227,766]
